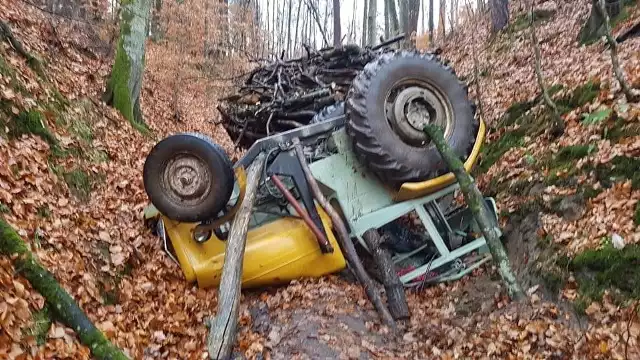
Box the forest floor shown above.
[1,0,640,359]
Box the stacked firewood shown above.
[218,35,405,148]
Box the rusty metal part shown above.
[269,174,333,253]
[291,138,397,330]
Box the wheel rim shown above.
[384,79,454,147]
[161,153,211,206]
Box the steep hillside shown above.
[1,0,639,359]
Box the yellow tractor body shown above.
[148,205,347,289]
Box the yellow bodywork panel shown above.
[393,117,487,201]
[160,206,347,289]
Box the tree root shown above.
[0,219,129,360]
[0,20,48,81]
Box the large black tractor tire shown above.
[310,101,345,124]
[143,132,235,223]
[346,51,478,186]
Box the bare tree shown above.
[438,0,446,40]
[305,0,329,47]
[362,0,369,46]
[428,0,434,40]
[333,0,341,47]
[464,0,485,119]
[367,0,377,45]
[597,0,637,101]
[528,1,564,136]
[489,0,509,34]
[399,0,420,47]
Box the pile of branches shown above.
[218,35,406,148]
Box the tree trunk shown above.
[385,0,390,38]
[150,0,163,41]
[362,229,410,320]
[528,2,564,137]
[489,0,509,34]
[578,0,621,45]
[333,0,341,47]
[305,0,329,47]
[103,0,152,132]
[0,219,129,360]
[597,0,637,101]
[362,0,369,46]
[438,0,446,40]
[292,140,397,330]
[367,0,377,45]
[428,0,434,40]
[206,152,266,360]
[399,0,420,47]
[388,0,401,36]
[293,0,303,55]
[286,0,293,57]
[422,126,526,301]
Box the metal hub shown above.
[162,153,210,204]
[386,81,454,147]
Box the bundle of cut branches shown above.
[218,35,406,148]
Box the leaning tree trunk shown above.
[489,0,509,34]
[103,0,152,132]
[423,125,526,301]
[0,219,129,360]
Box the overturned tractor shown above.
[142,39,496,293]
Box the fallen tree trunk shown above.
[423,125,526,301]
[206,152,267,360]
[292,139,397,330]
[0,219,129,360]
[362,229,409,320]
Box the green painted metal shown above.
[309,128,498,285]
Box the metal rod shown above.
[269,174,333,253]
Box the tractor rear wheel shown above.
[143,132,235,223]
[346,51,478,187]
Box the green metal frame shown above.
[309,129,498,286]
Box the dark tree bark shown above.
[367,0,377,45]
[428,0,434,40]
[399,0,420,47]
[362,0,369,46]
[438,0,446,40]
[578,0,622,45]
[362,229,410,320]
[489,0,509,34]
[333,0,341,47]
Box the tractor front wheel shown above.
[143,133,235,223]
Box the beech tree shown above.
[367,0,377,45]
[333,0,341,47]
[399,0,420,47]
[489,0,509,33]
[103,0,153,132]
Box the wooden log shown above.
[423,125,525,301]
[0,219,129,360]
[206,152,267,360]
[362,229,409,320]
[292,139,397,330]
